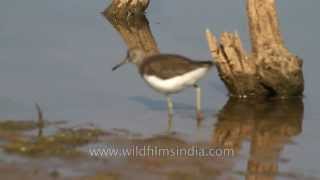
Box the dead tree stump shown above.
[103,0,158,56]
[206,0,304,98]
[103,11,159,56]
[105,0,150,17]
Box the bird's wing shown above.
[141,54,212,80]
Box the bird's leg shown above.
[194,84,204,121]
[167,113,173,133]
[195,85,201,112]
[166,95,174,118]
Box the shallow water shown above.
[0,0,320,179]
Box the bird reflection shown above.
[212,98,303,180]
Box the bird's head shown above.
[112,48,146,71]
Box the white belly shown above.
[143,68,209,94]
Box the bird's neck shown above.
[132,59,144,68]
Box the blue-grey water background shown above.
[0,0,319,178]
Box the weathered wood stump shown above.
[206,0,304,98]
[103,10,159,56]
[105,0,150,17]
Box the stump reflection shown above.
[213,98,303,179]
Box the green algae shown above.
[53,128,104,145]
[49,169,60,179]
[3,128,105,157]
[0,120,38,132]
[167,171,195,180]
[83,172,119,180]
[4,136,81,157]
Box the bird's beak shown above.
[112,57,128,71]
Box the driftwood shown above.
[103,9,159,57]
[212,98,303,179]
[206,0,304,98]
[105,0,150,17]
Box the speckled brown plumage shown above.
[139,54,213,80]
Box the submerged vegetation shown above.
[83,172,120,180]
[0,103,105,157]
[0,119,105,157]
[0,120,39,132]
[4,127,105,157]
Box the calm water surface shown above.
[0,0,319,179]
